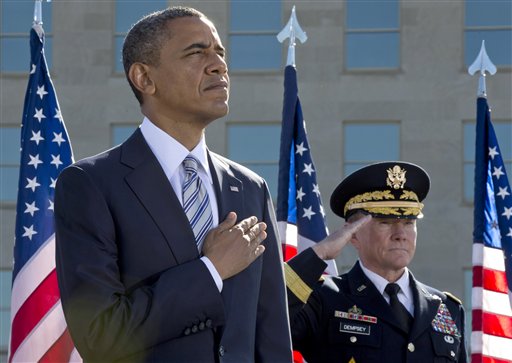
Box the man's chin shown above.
[210,103,229,118]
[201,106,229,125]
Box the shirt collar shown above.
[140,117,212,183]
[359,260,412,300]
[189,138,211,182]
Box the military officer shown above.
[286,161,468,363]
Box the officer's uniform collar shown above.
[359,260,414,316]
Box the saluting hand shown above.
[202,212,266,280]
[312,214,372,260]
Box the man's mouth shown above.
[204,80,228,91]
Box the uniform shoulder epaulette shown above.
[444,291,462,305]
[284,263,313,304]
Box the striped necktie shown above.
[182,155,213,249]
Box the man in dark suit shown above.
[286,161,468,362]
[55,6,292,363]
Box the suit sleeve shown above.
[285,248,328,352]
[55,165,225,361]
[254,182,293,362]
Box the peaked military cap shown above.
[330,161,430,219]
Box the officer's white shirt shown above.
[140,117,223,291]
[359,260,415,316]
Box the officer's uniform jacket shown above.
[286,248,468,363]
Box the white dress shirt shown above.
[359,260,415,316]
[140,117,223,291]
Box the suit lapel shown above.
[410,277,442,339]
[121,130,199,264]
[207,151,244,339]
[208,151,243,219]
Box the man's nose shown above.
[206,54,228,75]
[392,222,407,238]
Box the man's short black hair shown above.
[122,6,205,105]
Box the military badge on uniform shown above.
[356,284,367,292]
[334,305,378,324]
[431,303,461,337]
[348,305,363,315]
[444,335,455,344]
[335,306,378,336]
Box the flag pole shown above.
[33,0,43,25]
[277,5,307,66]
[468,40,497,97]
[32,0,49,38]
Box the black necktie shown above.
[385,283,413,333]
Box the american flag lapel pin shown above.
[230,185,239,192]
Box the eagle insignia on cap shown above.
[386,165,407,189]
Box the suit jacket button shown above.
[199,322,205,330]
[184,328,191,336]
[408,342,415,352]
[219,345,225,356]
[205,319,212,328]
[191,325,198,333]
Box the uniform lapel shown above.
[347,262,403,331]
[409,276,442,340]
[121,129,199,264]
[347,263,441,336]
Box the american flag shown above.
[276,65,337,275]
[9,25,79,362]
[471,96,512,363]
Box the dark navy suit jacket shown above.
[55,129,292,363]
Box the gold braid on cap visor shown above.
[343,190,424,217]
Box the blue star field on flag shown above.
[13,27,73,280]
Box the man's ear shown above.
[128,62,156,96]
[350,229,360,250]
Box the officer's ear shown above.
[350,232,361,250]
[347,212,364,249]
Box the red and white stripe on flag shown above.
[9,236,80,362]
[471,243,512,363]
[280,222,298,260]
